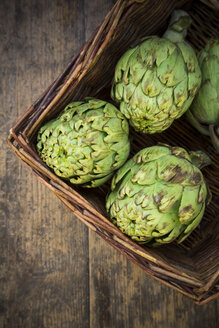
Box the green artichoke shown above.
[106,145,211,245]
[111,10,201,134]
[186,39,219,152]
[37,98,130,187]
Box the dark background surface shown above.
[0,0,218,327]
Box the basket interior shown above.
[14,0,219,286]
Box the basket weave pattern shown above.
[8,0,219,304]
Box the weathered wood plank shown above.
[89,232,218,328]
[0,1,89,327]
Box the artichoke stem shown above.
[209,125,219,154]
[189,151,211,169]
[186,110,210,136]
[163,10,192,43]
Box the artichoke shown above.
[111,10,201,134]
[186,39,219,152]
[106,145,211,245]
[37,98,130,187]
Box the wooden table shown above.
[1,0,218,327]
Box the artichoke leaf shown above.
[178,185,202,223]
[131,161,157,185]
[154,181,182,212]
[134,145,170,164]
[177,204,205,243]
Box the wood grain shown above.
[0,0,218,327]
[0,1,89,327]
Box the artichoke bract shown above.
[111,10,201,134]
[106,145,210,245]
[186,39,219,152]
[37,98,130,188]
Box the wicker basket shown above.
[8,0,219,305]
